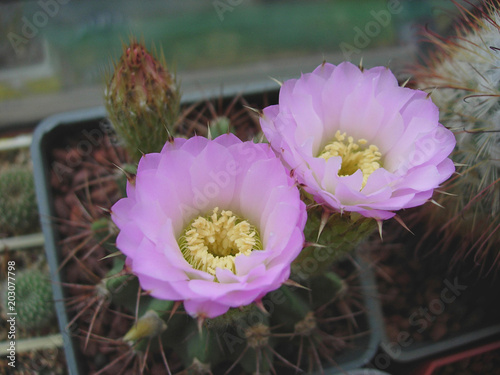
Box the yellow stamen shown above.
[179,208,261,276]
[319,130,382,188]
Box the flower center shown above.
[319,130,382,187]
[179,207,261,276]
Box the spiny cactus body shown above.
[0,167,39,236]
[411,0,500,272]
[105,40,181,161]
[2,269,55,331]
[99,260,366,375]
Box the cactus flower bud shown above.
[105,40,181,161]
[122,310,167,343]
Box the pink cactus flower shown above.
[111,134,306,318]
[260,62,456,220]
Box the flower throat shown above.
[319,130,382,187]
[179,208,262,277]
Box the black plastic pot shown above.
[366,236,500,365]
[32,106,108,375]
[31,99,382,374]
[411,339,500,375]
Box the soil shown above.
[432,347,500,375]
[0,347,67,375]
[362,209,500,350]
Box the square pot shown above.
[31,91,382,374]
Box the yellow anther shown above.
[319,130,382,188]
[179,208,261,277]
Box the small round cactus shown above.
[411,0,500,271]
[0,167,39,236]
[2,269,55,331]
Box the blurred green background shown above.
[0,0,461,127]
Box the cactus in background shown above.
[105,39,181,162]
[0,166,39,236]
[410,0,500,272]
[2,269,55,332]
